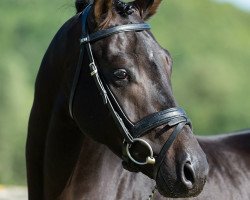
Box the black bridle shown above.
[69,4,191,178]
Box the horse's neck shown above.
[196,132,250,200]
[63,137,157,200]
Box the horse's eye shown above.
[113,69,128,80]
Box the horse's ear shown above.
[93,0,113,28]
[133,0,162,20]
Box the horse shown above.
[26,0,250,199]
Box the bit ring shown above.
[126,138,155,165]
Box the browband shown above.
[80,23,151,44]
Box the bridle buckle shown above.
[89,62,97,76]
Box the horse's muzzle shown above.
[155,140,209,198]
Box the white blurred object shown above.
[0,186,27,200]
[216,0,250,11]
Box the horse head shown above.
[71,0,209,198]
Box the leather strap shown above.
[80,23,151,44]
[153,121,187,179]
[69,4,92,119]
[85,40,134,143]
[131,108,190,138]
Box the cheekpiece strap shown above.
[77,4,151,144]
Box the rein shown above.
[69,4,191,180]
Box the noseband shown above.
[69,4,192,178]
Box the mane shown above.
[75,0,134,16]
[115,0,134,16]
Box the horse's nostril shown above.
[182,161,195,189]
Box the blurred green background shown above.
[0,0,249,185]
